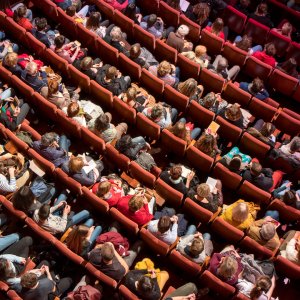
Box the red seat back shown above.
[200,29,224,56]
[244,18,269,45]
[118,284,140,300]
[76,23,97,50]
[129,161,156,188]
[56,110,82,138]
[105,144,130,172]
[216,116,242,145]
[154,39,177,64]
[133,25,155,52]
[179,14,200,43]
[273,111,300,137]
[274,256,300,279]
[243,56,273,81]
[81,186,110,214]
[43,49,69,77]
[286,42,300,66]
[113,96,136,125]
[268,199,300,223]
[185,146,214,174]
[158,1,180,27]
[96,38,119,65]
[118,53,141,81]
[27,148,56,174]
[57,7,77,39]
[80,127,106,154]
[199,68,225,94]
[161,129,187,157]
[113,10,134,39]
[221,82,251,107]
[90,80,113,109]
[221,42,248,67]
[140,69,164,97]
[266,30,291,57]
[248,97,277,122]
[187,100,215,129]
[136,113,161,141]
[68,64,90,93]
[177,53,201,80]
[239,236,273,259]
[163,85,189,112]
[55,168,82,195]
[223,6,247,34]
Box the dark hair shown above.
[94,114,110,132]
[158,216,172,234]
[41,132,59,147]
[235,35,252,51]
[228,155,242,172]
[115,134,133,153]
[12,186,35,213]
[13,5,27,23]
[167,0,180,10]
[147,14,157,28]
[265,43,276,56]
[130,43,141,59]
[282,190,297,206]
[260,122,275,137]
[54,35,66,49]
[35,18,48,31]
[169,165,182,180]
[257,3,268,15]
[290,137,300,153]
[250,78,264,94]
[21,273,38,289]
[38,204,51,221]
[250,162,262,177]
[86,12,101,30]
[250,276,272,299]
[66,5,76,17]
[124,3,136,19]
[279,58,297,75]
[137,276,154,293]
[0,0,11,11]
[0,258,16,280]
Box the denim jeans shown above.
[0,31,5,41]
[132,136,147,144]
[234,36,262,53]
[52,191,68,216]
[264,210,279,221]
[59,135,71,153]
[57,0,72,10]
[203,232,211,240]
[185,224,197,236]
[0,234,20,252]
[66,210,91,229]
[178,118,201,140]
[0,213,7,226]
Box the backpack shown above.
[16,131,33,147]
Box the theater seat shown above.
[140,69,164,97]
[95,38,119,65]
[0,196,27,220]
[243,56,273,81]
[118,53,141,81]
[80,127,106,154]
[248,97,277,122]
[239,236,274,259]
[33,93,58,122]
[177,54,200,80]
[222,5,247,34]
[55,168,82,195]
[154,39,177,64]
[274,256,300,279]
[199,68,225,94]
[76,23,97,50]
[285,41,300,66]
[85,261,118,286]
[27,148,56,175]
[96,0,114,20]
[282,108,300,121]
[273,111,300,138]
[244,18,269,45]
[266,30,291,57]
[268,199,300,223]
[56,110,82,138]
[158,1,180,27]
[185,146,214,174]
[0,65,12,84]
[68,65,91,93]
[221,42,248,67]
[90,80,113,109]
[25,33,46,56]
[113,96,136,125]
[221,81,251,107]
[179,14,200,43]
[43,49,69,77]
[161,129,187,157]
[7,290,23,300]
[136,113,161,141]
[129,161,156,188]
[81,187,110,214]
[200,29,224,56]
[25,218,56,244]
[5,129,30,153]
[105,144,130,172]
[118,285,139,300]
[187,100,215,129]
[136,0,159,15]
[216,116,242,147]
[163,85,189,112]
[10,75,34,100]
[133,25,155,52]
[113,10,134,39]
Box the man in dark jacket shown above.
[242,161,273,191]
[31,18,52,48]
[21,62,48,92]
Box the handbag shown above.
[66,285,102,300]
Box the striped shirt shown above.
[0,174,17,194]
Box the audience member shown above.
[194,132,220,158]
[140,14,173,39]
[240,78,269,101]
[21,62,48,92]
[166,25,193,53]
[177,78,203,102]
[205,18,226,40]
[272,21,293,39]
[280,230,300,265]
[149,61,179,87]
[209,55,240,81]
[276,58,299,79]
[252,43,277,68]
[248,3,273,28]
[169,120,201,144]
[182,45,210,68]
[279,136,300,162]
[127,43,158,69]
[218,103,244,129]
[247,119,276,147]
[198,92,228,114]
[13,5,33,31]
[73,56,103,80]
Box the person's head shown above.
[216,57,228,72]
[124,3,137,18]
[195,45,207,58]
[129,43,141,59]
[218,256,238,280]
[256,3,268,15]
[126,87,137,100]
[250,162,262,177]
[0,258,15,280]
[15,5,27,19]
[158,216,172,234]
[280,58,297,74]
[157,61,172,77]
[282,190,297,206]
[20,273,38,289]
[290,137,300,153]
[41,132,59,147]
[66,5,76,17]
[69,157,84,174]
[47,79,59,96]
[169,165,182,180]
[35,18,48,31]
[137,276,154,294]
[201,92,216,109]
[150,104,164,120]
[105,66,118,80]
[170,121,187,138]
[211,18,224,35]
[235,34,252,51]
[66,225,90,254]
[110,26,122,42]
[3,52,18,67]
[86,12,101,29]
[54,35,66,49]
[195,134,216,155]
[38,204,50,221]
[260,223,276,241]
[196,183,211,199]
[265,43,276,57]
[116,134,133,153]
[250,77,264,94]
[147,14,158,28]
[26,62,38,76]
[189,238,204,257]
[12,186,36,213]
[239,0,250,8]
[250,276,272,299]
[177,78,198,97]
[128,195,144,213]
[67,102,80,118]
[225,104,242,122]
[168,0,180,10]
[80,57,94,71]
[260,122,275,137]
[97,181,112,197]
[177,24,189,38]
[101,242,115,263]
[94,114,110,132]
[193,3,210,26]
[232,201,249,224]
[281,22,293,36]
[229,155,242,172]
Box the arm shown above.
[265,276,276,300]
[0,254,25,264]
[165,223,178,245]
[111,243,129,273]
[177,234,195,253]
[0,169,17,192]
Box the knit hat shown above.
[260,223,276,241]
[177,25,189,36]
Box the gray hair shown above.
[110,26,122,41]
[41,132,59,147]
[177,24,189,37]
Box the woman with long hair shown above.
[205,18,226,40]
[177,78,203,101]
[195,133,219,158]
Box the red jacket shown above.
[18,18,33,31]
[204,26,225,40]
[252,51,276,68]
[116,195,153,226]
[105,0,128,11]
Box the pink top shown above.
[105,0,128,11]
[205,26,225,40]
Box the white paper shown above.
[83,159,96,174]
[83,102,94,115]
[29,160,45,177]
[180,0,190,12]
[206,177,217,192]
[181,165,191,178]
[0,145,4,155]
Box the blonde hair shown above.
[69,157,84,173]
[195,45,207,57]
[4,52,18,67]
[232,202,249,224]
[128,195,144,212]
[218,256,238,279]
[110,26,122,41]
[177,78,198,97]
[26,62,38,75]
[97,181,111,197]
[157,61,172,77]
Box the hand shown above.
[194,232,202,238]
[3,41,10,48]
[149,269,156,278]
[117,71,122,78]
[4,97,14,102]
[286,182,293,188]
[63,205,71,215]
[20,258,26,265]
[212,187,218,194]
[28,55,34,62]
[92,62,103,68]
[120,41,125,47]
[52,141,59,148]
[185,294,196,300]
[88,226,95,234]
[8,167,15,177]
[170,215,178,223]
[187,171,195,181]
[93,168,99,179]
[234,103,241,108]
[58,201,67,208]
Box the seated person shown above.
[73,56,103,80]
[140,14,172,39]
[149,61,179,87]
[63,100,104,128]
[66,5,87,23]
[90,113,128,143]
[142,103,178,129]
[218,103,244,129]
[123,3,142,24]
[40,80,71,110]
[235,0,251,15]
[198,92,228,114]
[280,230,300,265]
[242,162,274,191]
[116,193,154,226]
[279,136,300,162]
[247,218,280,251]
[33,132,70,167]
[182,45,210,68]
[88,242,128,281]
[247,119,276,147]
[169,120,201,144]
[66,224,102,257]
[62,156,103,186]
[177,231,213,265]
[84,12,107,38]
[166,25,193,53]
[219,146,251,174]
[240,78,269,101]
[96,64,131,96]
[160,165,195,196]
[115,134,150,160]
[248,3,273,28]
[3,52,23,77]
[204,18,226,40]
[187,181,223,213]
[276,58,299,80]
[0,213,20,252]
[126,43,158,69]
[194,132,220,158]
[104,26,128,53]
[272,21,292,39]
[21,62,48,92]
[209,55,240,81]
[33,196,90,235]
[221,199,260,230]
[0,156,17,194]
[208,245,243,285]
[273,183,300,210]
[31,18,55,48]
[92,177,124,207]
[51,35,85,64]
[0,88,30,131]
[252,43,277,68]
[233,34,262,55]
[13,5,33,31]
[177,78,203,102]
[54,0,73,10]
